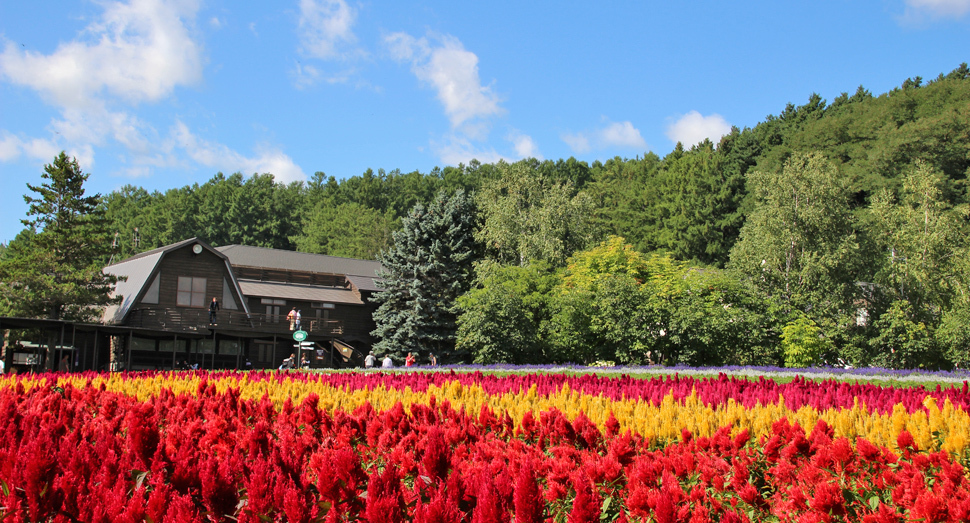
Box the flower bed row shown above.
[12,370,970,455]
[1,371,969,522]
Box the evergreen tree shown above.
[0,152,119,323]
[369,190,478,363]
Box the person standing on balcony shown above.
[208,297,220,325]
[286,307,297,330]
[295,310,302,330]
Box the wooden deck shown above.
[126,308,345,336]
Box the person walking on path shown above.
[364,352,376,369]
[208,297,220,325]
[405,352,415,367]
[382,355,394,368]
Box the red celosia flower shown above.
[514,459,544,523]
[896,430,916,453]
[567,471,601,523]
[421,426,451,481]
[365,466,405,523]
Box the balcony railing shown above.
[126,308,344,336]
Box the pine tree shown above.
[369,190,477,363]
[0,152,119,322]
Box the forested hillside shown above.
[4,63,969,369]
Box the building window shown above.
[177,276,207,307]
[254,341,276,363]
[311,302,335,309]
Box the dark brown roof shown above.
[216,244,382,277]
[236,279,364,305]
[109,237,221,265]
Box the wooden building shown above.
[98,238,382,370]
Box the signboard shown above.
[293,330,308,342]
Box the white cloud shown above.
[0,130,72,165]
[432,135,504,167]
[385,32,504,133]
[903,0,970,18]
[509,131,542,160]
[561,133,591,154]
[600,121,648,149]
[432,130,539,167]
[293,62,324,90]
[0,132,24,162]
[48,106,157,156]
[0,0,204,176]
[0,0,203,110]
[173,121,307,183]
[562,119,647,153]
[665,111,731,148]
[298,0,360,60]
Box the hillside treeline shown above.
[7,63,970,369]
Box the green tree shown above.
[729,152,862,325]
[585,155,661,255]
[780,316,832,368]
[226,173,300,249]
[476,159,597,267]
[293,202,397,259]
[936,305,970,368]
[370,190,478,363]
[869,300,943,369]
[0,153,120,368]
[868,161,965,319]
[547,237,681,365]
[455,261,558,364]
[652,141,746,266]
[669,269,781,367]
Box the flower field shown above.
[2,371,970,522]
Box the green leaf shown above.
[869,495,881,511]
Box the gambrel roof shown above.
[101,238,249,324]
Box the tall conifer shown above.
[0,152,118,322]
[369,190,477,363]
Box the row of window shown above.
[147,275,336,314]
[129,337,241,355]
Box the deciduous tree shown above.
[476,160,596,267]
[729,152,862,325]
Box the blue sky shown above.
[1,0,968,244]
